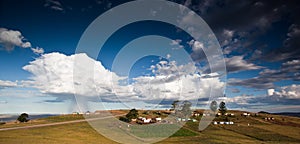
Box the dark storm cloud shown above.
[171,0,300,90]
[42,94,76,103]
[44,0,64,11]
[228,59,300,89]
[43,99,65,103]
[173,0,300,62]
[228,78,274,89]
[203,55,263,74]
[263,24,300,62]
[231,88,240,93]
[260,59,300,81]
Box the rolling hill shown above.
[0,110,299,144]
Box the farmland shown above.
[0,110,299,144]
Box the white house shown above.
[242,113,250,117]
[143,118,151,123]
[203,113,211,117]
[155,117,162,122]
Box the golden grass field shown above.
[0,110,299,144]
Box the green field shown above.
[0,111,299,144]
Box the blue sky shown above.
[0,0,300,114]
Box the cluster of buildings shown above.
[192,111,235,117]
[213,121,234,125]
[241,112,251,117]
[176,118,198,122]
[264,117,275,121]
[217,113,235,117]
[134,117,162,124]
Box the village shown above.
[69,101,278,127]
[73,110,265,126]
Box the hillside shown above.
[0,110,299,144]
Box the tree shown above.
[125,109,139,121]
[171,100,180,110]
[181,101,192,118]
[219,101,227,115]
[17,113,29,122]
[210,100,218,112]
[119,116,130,122]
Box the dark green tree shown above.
[125,109,139,121]
[210,100,218,112]
[119,116,130,122]
[17,113,29,122]
[181,101,192,118]
[219,101,227,115]
[171,100,180,110]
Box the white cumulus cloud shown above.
[31,47,44,55]
[0,80,17,88]
[0,28,31,51]
[271,84,300,99]
[226,84,300,109]
[0,27,44,55]
[23,52,225,104]
[23,52,123,96]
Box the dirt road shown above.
[0,114,124,131]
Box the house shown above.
[143,118,151,123]
[155,117,162,122]
[213,121,234,125]
[242,113,250,117]
[203,113,211,117]
[137,117,152,124]
[192,111,201,117]
[72,112,79,115]
[264,117,275,121]
[176,118,187,122]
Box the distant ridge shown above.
[257,111,300,118]
[273,112,300,118]
[258,111,270,114]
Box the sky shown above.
[0,0,300,114]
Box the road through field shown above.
[0,114,124,131]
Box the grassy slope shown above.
[0,110,300,144]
